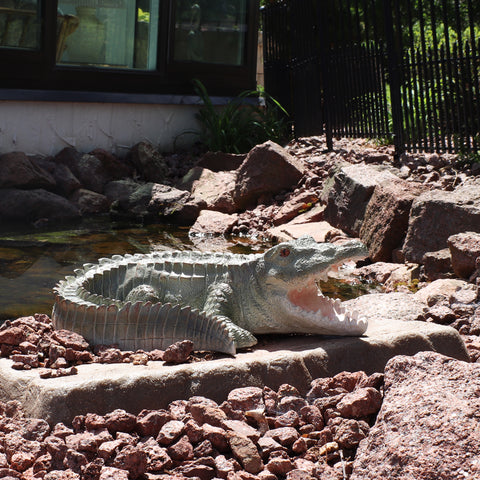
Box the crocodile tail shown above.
[52,297,236,355]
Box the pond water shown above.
[0,218,373,322]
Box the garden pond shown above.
[0,218,373,322]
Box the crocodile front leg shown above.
[203,282,257,349]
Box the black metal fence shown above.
[262,0,480,155]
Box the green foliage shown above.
[454,134,480,166]
[191,79,292,154]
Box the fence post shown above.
[383,0,405,159]
[318,2,333,151]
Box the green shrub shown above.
[191,79,292,154]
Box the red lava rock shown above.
[299,405,324,430]
[63,448,88,473]
[227,432,264,474]
[98,466,129,479]
[65,432,100,454]
[162,340,194,364]
[21,418,51,442]
[104,409,136,433]
[184,418,204,443]
[174,458,217,480]
[227,387,264,411]
[266,456,294,476]
[263,427,300,447]
[189,403,228,428]
[0,327,28,345]
[167,435,194,461]
[277,395,308,414]
[148,349,164,361]
[140,437,172,472]
[202,423,229,452]
[333,418,370,449]
[193,439,216,457]
[112,445,147,479]
[274,410,300,428]
[81,458,104,480]
[286,468,316,480]
[84,414,106,431]
[51,330,89,351]
[136,409,172,437]
[157,420,185,446]
[336,387,383,418]
[257,436,287,459]
[223,420,261,442]
[95,348,123,364]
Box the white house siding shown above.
[0,101,200,156]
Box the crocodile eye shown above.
[280,248,290,257]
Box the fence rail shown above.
[262,0,480,156]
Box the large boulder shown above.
[55,147,130,194]
[0,188,80,223]
[351,351,480,480]
[108,183,155,220]
[128,142,169,183]
[447,231,480,279]
[232,141,305,210]
[402,179,480,263]
[148,184,200,225]
[324,164,397,237]
[188,168,237,214]
[0,152,56,190]
[190,210,239,236]
[360,178,424,262]
[69,189,110,215]
[31,156,81,196]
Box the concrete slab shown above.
[0,292,469,425]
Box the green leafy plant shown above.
[454,133,480,167]
[191,79,291,154]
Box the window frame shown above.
[0,0,259,99]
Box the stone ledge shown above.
[0,292,468,425]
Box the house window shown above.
[57,0,159,70]
[0,1,42,50]
[173,0,247,66]
[0,0,259,97]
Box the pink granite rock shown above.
[351,351,480,479]
[233,141,304,210]
[360,178,423,262]
[448,231,480,278]
[190,209,239,236]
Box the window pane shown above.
[0,1,41,50]
[174,0,247,65]
[57,0,158,70]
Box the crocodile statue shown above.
[52,236,368,355]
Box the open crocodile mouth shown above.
[286,279,367,335]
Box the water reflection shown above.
[0,218,270,321]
